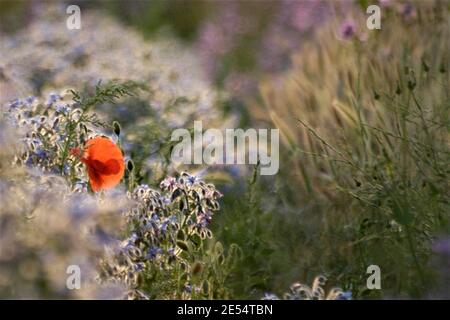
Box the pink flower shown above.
[339,19,357,40]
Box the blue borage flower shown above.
[26,96,36,105]
[100,172,223,298]
[146,247,163,260]
[5,91,104,180]
[262,275,351,300]
[55,103,71,115]
[262,293,280,300]
[0,124,129,298]
[47,92,61,105]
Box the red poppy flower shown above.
[71,136,125,192]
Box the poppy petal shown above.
[87,166,104,192]
[82,136,125,192]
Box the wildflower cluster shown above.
[0,121,129,298]
[263,276,351,300]
[0,4,229,127]
[196,0,337,97]
[1,82,237,299]
[4,0,446,301]
[99,172,236,299]
[0,3,238,182]
[4,81,137,191]
[6,92,90,178]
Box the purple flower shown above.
[35,148,46,159]
[133,262,145,272]
[47,92,61,105]
[378,0,392,7]
[25,156,34,167]
[160,176,177,191]
[26,96,36,105]
[338,291,352,300]
[339,19,357,40]
[122,233,138,251]
[262,293,280,300]
[184,284,193,293]
[290,0,330,32]
[55,103,71,114]
[9,99,22,109]
[197,211,212,227]
[146,247,163,260]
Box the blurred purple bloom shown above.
[47,92,61,105]
[147,247,163,260]
[339,291,352,300]
[55,103,70,114]
[26,96,36,104]
[289,0,331,32]
[378,0,392,7]
[339,19,357,40]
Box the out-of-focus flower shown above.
[262,293,280,300]
[378,0,392,7]
[339,19,357,40]
[0,4,236,182]
[101,171,224,298]
[195,0,352,98]
[262,275,351,300]
[290,0,332,32]
[0,120,129,298]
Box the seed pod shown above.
[179,199,186,212]
[189,233,202,247]
[177,229,185,241]
[177,240,189,251]
[202,280,210,295]
[171,188,183,201]
[192,262,203,275]
[79,123,88,135]
[113,121,121,137]
[180,261,188,271]
[127,159,134,172]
